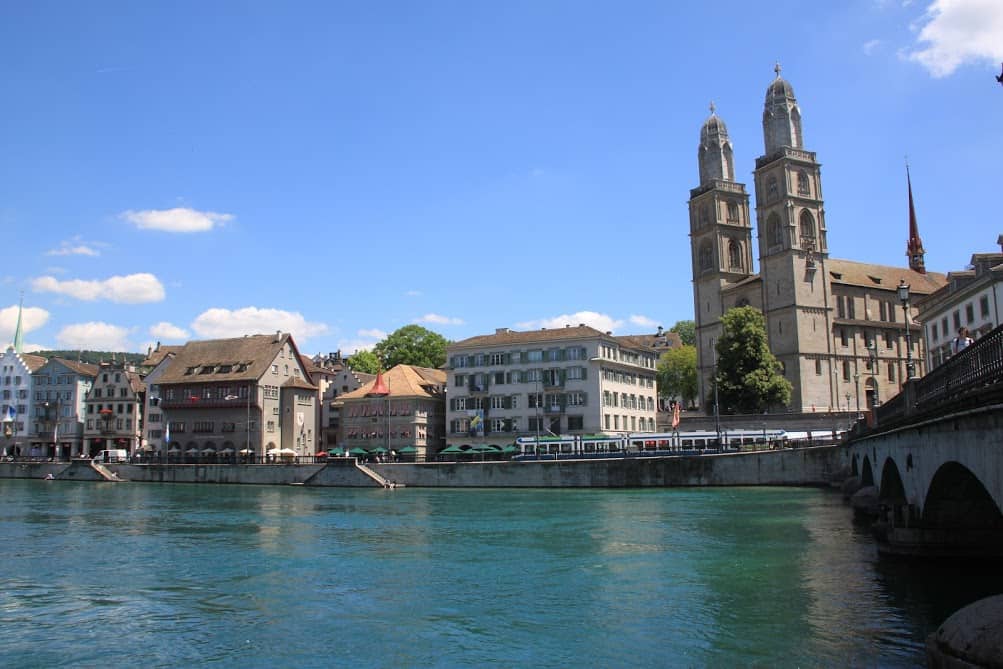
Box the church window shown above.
[799,210,816,242]
[767,213,783,247]
[698,240,713,271]
[767,175,779,203]
[726,202,739,222]
[728,240,741,270]
[797,170,810,196]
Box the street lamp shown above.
[853,372,860,414]
[867,341,880,407]
[898,279,916,380]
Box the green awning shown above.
[501,444,519,454]
[348,447,368,455]
[398,446,418,453]
[371,447,389,454]
[472,444,499,452]
[440,445,465,454]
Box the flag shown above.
[3,405,15,422]
[671,403,681,429]
[165,421,171,446]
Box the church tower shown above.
[754,65,834,411]
[906,166,926,274]
[689,103,755,406]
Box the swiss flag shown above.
[671,403,681,429]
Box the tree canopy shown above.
[669,320,695,347]
[346,350,381,375]
[715,307,791,414]
[372,324,449,370]
[656,345,698,408]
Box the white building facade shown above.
[446,325,659,448]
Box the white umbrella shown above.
[239,448,254,455]
[220,448,235,455]
[267,448,281,456]
[168,447,181,454]
[202,448,216,455]
[185,447,199,454]
[279,448,297,457]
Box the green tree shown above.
[656,345,698,408]
[670,320,696,347]
[347,349,381,375]
[715,307,791,414]
[373,324,449,369]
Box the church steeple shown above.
[698,102,735,185]
[762,62,803,154]
[12,293,24,355]
[906,165,927,274]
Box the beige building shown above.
[690,66,946,412]
[153,332,317,458]
[30,357,98,459]
[82,361,145,456]
[338,364,446,461]
[446,325,659,448]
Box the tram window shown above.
[681,439,693,447]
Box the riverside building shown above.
[445,325,659,449]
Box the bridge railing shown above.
[874,323,1003,428]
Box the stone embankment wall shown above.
[369,446,846,488]
[0,447,847,488]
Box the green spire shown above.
[13,293,24,354]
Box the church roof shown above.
[826,258,947,295]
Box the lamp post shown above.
[898,279,916,380]
[853,372,860,414]
[713,360,722,448]
[867,341,880,407]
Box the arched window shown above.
[767,213,783,247]
[698,240,713,271]
[797,170,810,196]
[728,240,741,270]
[767,175,779,203]
[800,210,816,242]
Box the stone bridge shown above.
[844,325,1003,557]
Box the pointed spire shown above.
[906,163,927,274]
[12,292,24,354]
[368,370,390,397]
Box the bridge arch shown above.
[924,461,1003,530]
[860,456,875,487]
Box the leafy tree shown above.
[669,320,696,347]
[715,307,791,414]
[373,325,449,369]
[656,345,698,408]
[347,350,381,375]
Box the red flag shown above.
[671,403,681,429]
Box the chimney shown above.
[495,328,511,335]
[657,326,663,336]
[274,330,282,343]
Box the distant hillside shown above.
[33,350,147,366]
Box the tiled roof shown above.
[627,332,683,351]
[54,358,100,377]
[826,258,946,295]
[612,335,658,352]
[282,375,317,391]
[141,345,183,368]
[451,324,633,350]
[338,364,445,401]
[156,333,296,384]
[23,353,47,373]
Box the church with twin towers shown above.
[688,65,946,414]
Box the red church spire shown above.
[906,164,926,274]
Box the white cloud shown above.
[906,0,1003,77]
[404,290,422,297]
[149,321,190,341]
[516,311,625,334]
[120,207,234,233]
[0,304,50,342]
[628,315,659,329]
[358,328,387,339]
[32,273,166,303]
[862,39,882,55]
[46,243,100,257]
[190,307,329,342]
[416,313,464,326]
[56,322,132,350]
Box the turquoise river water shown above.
[1,480,1000,668]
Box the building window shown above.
[981,295,990,318]
[931,323,938,341]
[699,240,713,271]
[797,170,810,196]
[842,361,850,381]
[604,414,610,429]
[799,210,815,241]
[767,213,782,247]
[966,303,975,324]
[728,240,741,270]
[815,359,822,375]
[879,301,887,321]
[726,202,739,222]
[953,311,961,330]
[567,416,584,431]
[888,363,896,382]
[767,175,779,203]
[527,350,543,362]
[837,296,846,319]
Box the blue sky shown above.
[2,1,1001,356]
